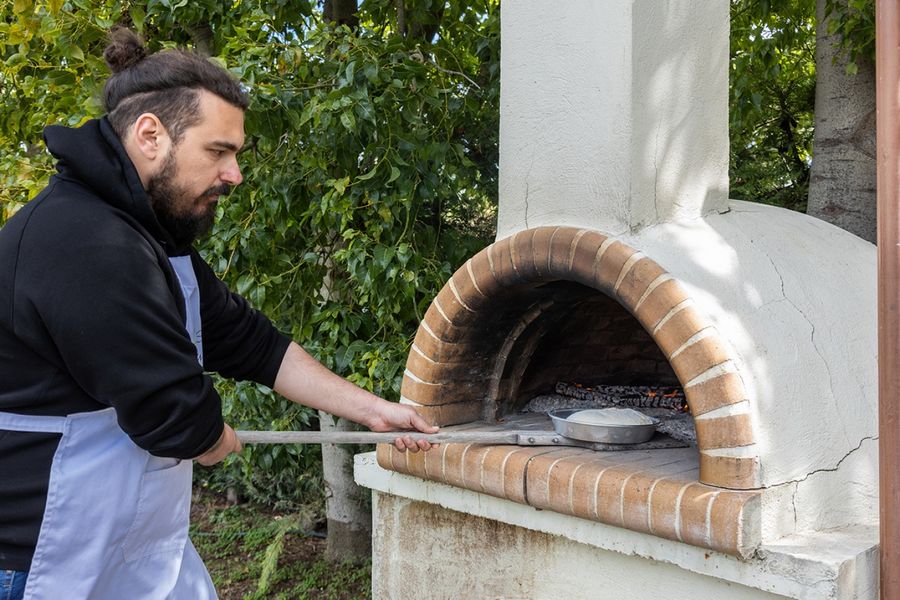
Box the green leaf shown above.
[356,165,379,181]
[339,110,356,132]
[387,166,401,184]
[130,6,147,32]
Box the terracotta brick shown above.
[503,447,558,504]
[458,444,494,493]
[708,490,761,557]
[633,278,691,332]
[489,235,522,287]
[376,442,395,471]
[699,453,761,489]
[545,457,593,516]
[678,483,717,547]
[422,302,472,344]
[450,264,490,312]
[568,461,612,520]
[523,449,591,509]
[592,240,639,295]
[694,413,755,450]
[669,335,731,383]
[434,284,478,327]
[402,403,481,427]
[411,326,477,363]
[684,371,747,416]
[476,446,522,499]
[547,227,583,278]
[567,230,610,288]
[440,443,472,488]
[647,478,690,540]
[468,248,505,299]
[422,441,446,481]
[621,472,656,534]
[441,402,486,426]
[593,466,631,527]
[652,305,711,358]
[403,446,429,478]
[615,258,667,313]
[530,226,561,279]
[400,375,490,406]
[404,349,485,384]
[508,228,540,281]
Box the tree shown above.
[729,0,817,213]
[0,0,500,562]
[806,0,876,242]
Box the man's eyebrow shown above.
[209,140,241,152]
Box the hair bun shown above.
[103,26,147,74]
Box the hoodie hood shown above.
[42,117,179,251]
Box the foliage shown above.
[729,0,816,212]
[825,0,876,75]
[191,488,369,599]
[0,0,500,506]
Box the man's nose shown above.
[221,158,243,186]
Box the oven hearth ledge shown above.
[356,452,878,600]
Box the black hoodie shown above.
[0,118,291,570]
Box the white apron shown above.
[2,255,217,599]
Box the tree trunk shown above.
[317,243,370,562]
[323,0,359,28]
[318,410,371,562]
[807,0,877,242]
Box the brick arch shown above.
[401,226,760,490]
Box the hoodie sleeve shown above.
[191,251,291,386]
[15,208,223,459]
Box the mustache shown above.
[201,183,233,198]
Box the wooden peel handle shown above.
[235,430,520,445]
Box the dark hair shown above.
[103,27,249,143]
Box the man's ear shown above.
[130,113,171,161]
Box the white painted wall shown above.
[498,0,729,237]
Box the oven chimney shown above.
[498,0,729,238]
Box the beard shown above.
[146,152,231,249]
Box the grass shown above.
[190,486,371,600]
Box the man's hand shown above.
[273,342,441,453]
[365,400,440,453]
[195,423,242,466]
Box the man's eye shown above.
[211,149,225,157]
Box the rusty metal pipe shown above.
[877,1,900,598]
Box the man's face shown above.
[147,90,245,247]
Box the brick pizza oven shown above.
[356,2,879,598]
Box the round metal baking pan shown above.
[548,409,658,444]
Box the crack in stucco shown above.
[762,436,876,538]
[523,153,536,230]
[777,435,878,487]
[524,180,530,230]
[762,249,839,407]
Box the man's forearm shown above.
[272,342,381,428]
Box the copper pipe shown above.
[878,0,900,598]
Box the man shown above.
[0,28,436,599]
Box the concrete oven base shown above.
[356,453,878,600]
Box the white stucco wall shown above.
[620,201,878,533]
[498,0,729,236]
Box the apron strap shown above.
[0,410,66,434]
